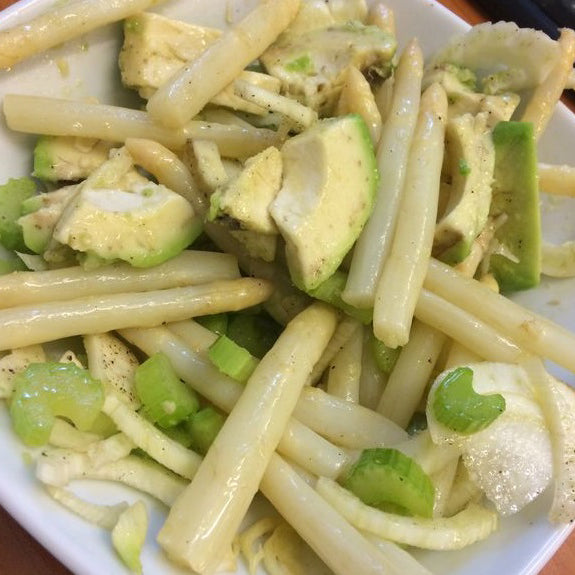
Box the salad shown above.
[0,0,575,574]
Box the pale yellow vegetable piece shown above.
[112,500,148,574]
[146,0,301,127]
[521,27,575,140]
[0,0,161,70]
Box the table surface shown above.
[0,0,573,573]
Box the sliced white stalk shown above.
[85,333,141,410]
[377,319,446,427]
[308,315,362,385]
[157,303,338,573]
[538,162,575,197]
[359,327,387,410]
[361,533,432,575]
[0,251,239,309]
[293,386,407,449]
[431,457,460,517]
[541,240,575,278]
[326,322,363,403]
[102,394,202,480]
[0,278,273,351]
[234,79,317,131]
[48,419,101,451]
[392,430,459,477]
[45,486,129,530]
[521,28,575,140]
[424,258,575,373]
[373,82,447,348]
[87,433,135,469]
[316,477,498,550]
[342,39,423,308]
[125,138,205,212]
[261,454,407,575]
[524,358,575,523]
[415,288,526,364]
[0,345,45,398]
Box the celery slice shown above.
[432,366,506,434]
[369,331,401,374]
[10,362,104,446]
[342,448,435,518]
[112,500,148,574]
[208,335,259,383]
[226,312,281,359]
[187,406,225,455]
[134,352,199,428]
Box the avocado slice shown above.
[269,114,377,291]
[18,185,79,254]
[53,181,200,268]
[488,121,540,292]
[33,136,114,183]
[0,177,37,252]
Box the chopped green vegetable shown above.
[308,270,373,325]
[489,121,540,292]
[208,335,259,383]
[187,406,225,455]
[111,500,148,574]
[342,448,435,518]
[432,366,506,434]
[0,177,37,252]
[458,157,471,175]
[10,362,104,446]
[134,352,199,428]
[226,312,281,359]
[195,313,229,336]
[369,331,401,374]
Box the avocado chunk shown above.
[52,149,201,268]
[261,22,396,115]
[209,146,282,234]
[18,185,79,254]
[119,12,279,115]
[270,114,377,291]
[488,121,540,292]
[0,177,37,252]
[33,136,114,183]
[433,112,495,263]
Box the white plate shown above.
[0,0,574,574]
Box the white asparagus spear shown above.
[0,0,162,69]
[156,303,338,573]
[147,0,301,127]
[0,278,272,350]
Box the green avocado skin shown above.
[489,121,540,292]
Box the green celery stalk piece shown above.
[10,362,104,446]
[432,366,506,435]
[208,335,259,383]
[226,312,281,359]
[187,406,225,455]
[134,352,199,428]
[342,447,435,518]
